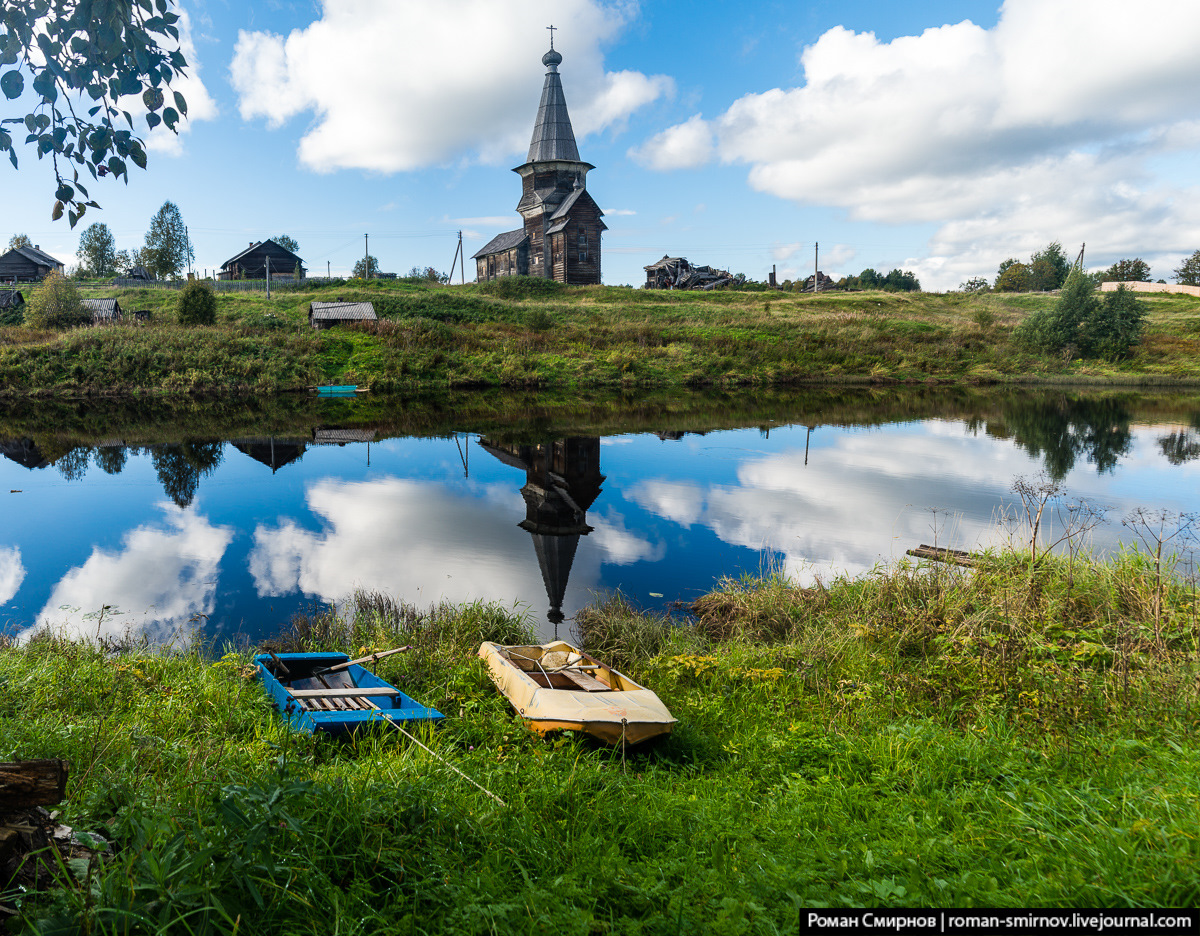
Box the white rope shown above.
[395,723,507,807]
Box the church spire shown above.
[527,42,580,163]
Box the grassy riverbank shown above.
[2,280,1199,396]
[4,546,1199,932]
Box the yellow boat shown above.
[478,640,677,745]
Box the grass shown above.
[2,280,1199,396]
[4,542,1200,932]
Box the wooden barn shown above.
[0,245,64,282]
[82,298,122,324]
[473,43,605,285]
[218,240,305,280]
[308,300,377,330]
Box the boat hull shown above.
[256,652,443,735]
[478,641,676,745]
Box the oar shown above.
[313,646,413,676]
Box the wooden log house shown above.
[0,245,64,282]
[218,239,305,281]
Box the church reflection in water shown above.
[478,437,604,633]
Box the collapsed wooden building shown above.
[81,298,122,324]
[643,256,739,290]
[473,42,605,285]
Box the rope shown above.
[394,723,507,807]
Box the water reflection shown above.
[2,389,1199,645]
[24,505,233,644]
[478,437,603,629]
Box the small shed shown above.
[0,289,23,309]
[82,297,122,324]
[308,301,377,330]
[0,245,64,282]
[219,240,305,280]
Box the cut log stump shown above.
[0,759,69,810]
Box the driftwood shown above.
[0,759,68,809]
[906,545,979,568]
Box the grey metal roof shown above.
[309,301,377,321]
[526,50,580,163]
[82,297,121,321]
[472,229,528,259]
[313,429,377,444]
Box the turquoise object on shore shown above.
[255,652,443,734]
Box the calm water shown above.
[2,391,1198,645]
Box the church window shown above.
[579,228,588,263]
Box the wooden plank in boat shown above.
[560,669,612,692]
[289,687,402,699]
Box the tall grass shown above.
[4,547,1200,932]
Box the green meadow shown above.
[2,279,1199,396]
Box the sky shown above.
[3,0,1200,290]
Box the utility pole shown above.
[814,242,819,293]
[364,233,369,279]
[265,255,270,299]
[185,225,193,278]
[327,260,330,279]
[448,230,464,284]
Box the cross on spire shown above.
[546,24,556,49]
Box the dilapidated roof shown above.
[473,229,529,259]
[82,298,122,322]
[0,289,23,309]
[309,301,377,322]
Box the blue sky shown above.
[3,0,1199,289]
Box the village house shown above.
[0,245,64,282]
[473,41,605,285]
[218,240,305,280]
[308,300,377,330]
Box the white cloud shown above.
[628,113,714,170]
[230,0,673,173]
[0,547,25,606]
[589,510,664,564]
[27,506,232,644]
[635,0,1200,290]
[602,208,637,216]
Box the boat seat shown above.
[558,669,611,692]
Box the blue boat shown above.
[255,651,443,734]
[316,384,361,397]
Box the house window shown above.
[579,229,588,263]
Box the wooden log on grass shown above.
[0,759,68,810]
[905,544,979,568]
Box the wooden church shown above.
[474,41,605,285]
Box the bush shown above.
[1018,272,1147,360]
[176,280,216,326]
[474,275,568,300]
[23,271,90,329]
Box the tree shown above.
[1017,267,1099,355]
[0,0,189,226]
[1028,242,1071,291]
[274,234,299,254]
[142,201,191,278]
[406,265,448,284]
[1084,284,1148,360]
[959,277,990,293]
[883,268,920,292]
[995,261,1032,292]
[175,279,215,325]
[77,221,116,277]
[1100,258,1151,283]
[7,233,30,250]
[23,269,89,328]
[353,254,379,278]
[1174,250,1200,287]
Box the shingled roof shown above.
[309,301,377,324]
[472,229,529,259]
[527,48,580,163]
[82,297,122,323]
